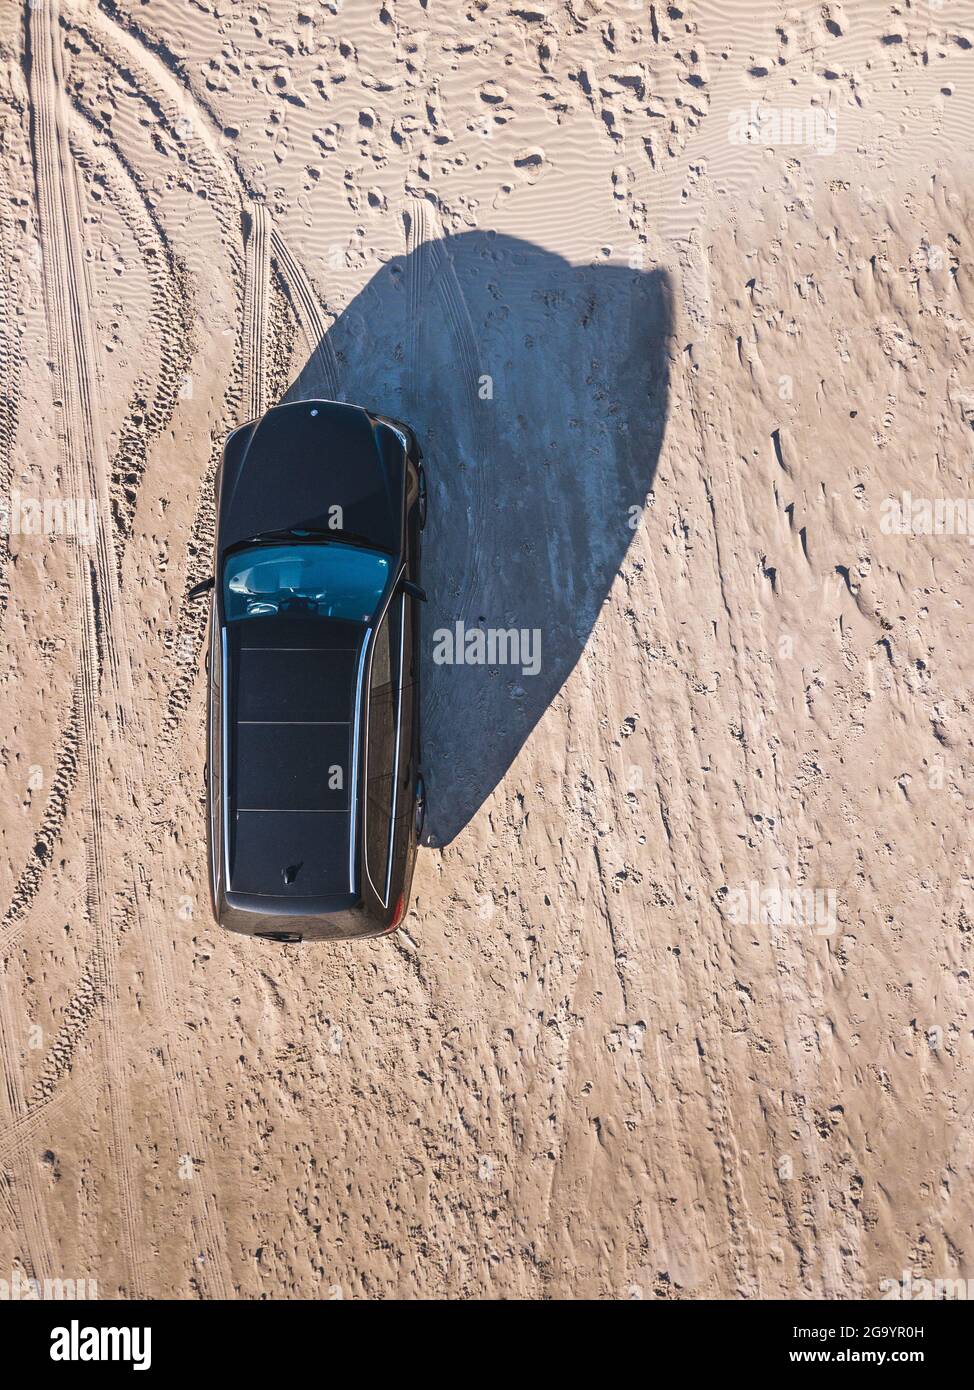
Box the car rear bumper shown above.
[217,890,392,942]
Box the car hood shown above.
[217,400,402,554]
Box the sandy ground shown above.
[0,0,972,1299]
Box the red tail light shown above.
[389,893,406,928]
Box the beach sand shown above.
[0,0,972,1298]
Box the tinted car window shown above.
[223,542,390,622]
[365,612,396,896]
[370,605,392,688]
[402,590,416,685]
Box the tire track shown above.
[0,131,82,1271]
[0,155,20,626]
[0,1056,101,1282]
[401,199,492,740]
[68,117,196,574]
[56,1,266,1297]
[673,285,853,1292]
[0,84,202,1278]
[27,956,100,1106]
[157,430,224,750]
[697,452,848,1296]
[610,575,765,1296]
[68,4,246,1296]
[70,5,242,772]
[71,8,245,763]
[0,1069,101,1169]
[629,415,767,1295]
[0,953,58,1279]
[0,1169,19,1239]
[95,0,252,204]
[28,0,145,1295]
[132,871,233,1298]
[403,200,435,410]
[243,203,270,419]
[270,225,341,400]
[61,19,239,1297]
[267,259,300,405]
[615,337,843,1295]
[75,6,244,278]
[0,681,81,958]
[528,312,765,1293]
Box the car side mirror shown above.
[187,577,214,601]
[400,578,427,603]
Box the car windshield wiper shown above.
[255,526,377,549]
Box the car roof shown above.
[223,614,365,900]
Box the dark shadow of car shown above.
[284,224,672,847]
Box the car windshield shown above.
[223,542,390,622]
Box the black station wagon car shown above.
[189,400,427,942]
